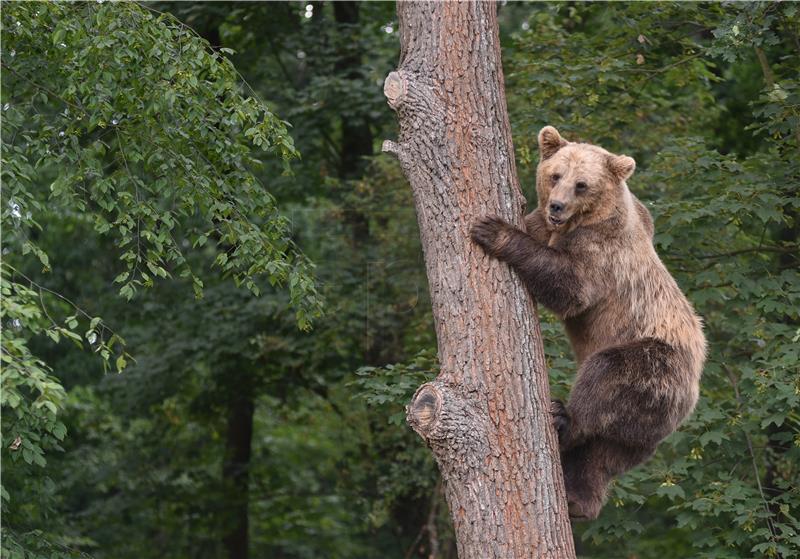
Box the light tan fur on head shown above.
[536,126,637,233]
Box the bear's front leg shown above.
[470,215,590,318]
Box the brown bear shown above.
[470,126,706,520]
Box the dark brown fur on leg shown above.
[561,440,654,520]
[552,339,693,518]
[567,339,693,449]
[560,442,607,520]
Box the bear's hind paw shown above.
[567,497,602,521]
[550,399,570,442]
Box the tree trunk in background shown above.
[383,2,575,558]
[222,383,255,559]
[333,1,374,181]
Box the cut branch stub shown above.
[383,70,408,110]
[381,139,406,164]
[407,381,489,481]
[407,383,441,436]
[381,70,444,172]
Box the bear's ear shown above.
[608,154,636,181]
[538,126,568,160]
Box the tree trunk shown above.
[333,1,375,181]
[382,2,575,558]
[222,384,255,559]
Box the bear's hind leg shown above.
[566,338,687,452]
[561,439,653,520]
[560,442,601,520]
[555,338,690,519]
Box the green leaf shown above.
[115,354,127,373]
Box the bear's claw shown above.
[550,399,570,442]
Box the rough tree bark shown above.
[382,2,576,558]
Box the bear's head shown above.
[535,126,636,231]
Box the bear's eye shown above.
[575,181,588,193]
[551,173,561,183]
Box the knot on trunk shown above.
[408,381,489,479]
[383,70,445,124]
[382,70,449,187]
[384,71,408,110]
[407,383,442,434]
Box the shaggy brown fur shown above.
[471,126,706,520]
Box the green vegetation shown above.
[1,2,797,558]
[508,4,799,556]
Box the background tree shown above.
[1,3,320,557]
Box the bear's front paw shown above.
[551,399,570,444]
[470,216,511,254]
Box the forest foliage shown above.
[1,2,798,559]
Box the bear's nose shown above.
[549,201,565,214]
